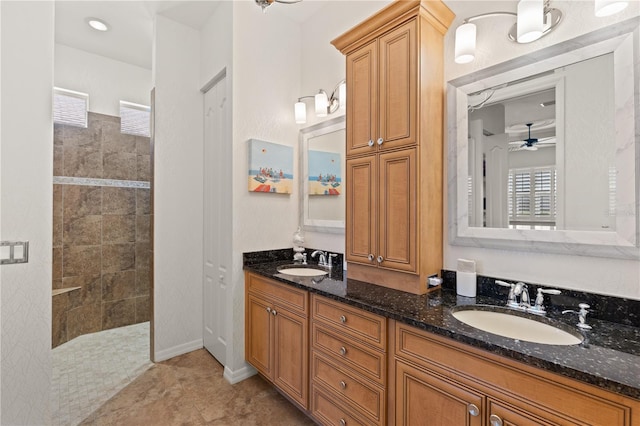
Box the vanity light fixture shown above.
[86,17,110,32]
[594,0,629,17]
[255,0,302,13]
[295,79,346,124]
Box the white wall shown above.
[152,15,204,361]
[0,1,53,423]
[55,44,152,117]
[225,0,302,374]
[444,1,640,299]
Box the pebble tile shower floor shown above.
[51,322,151,426]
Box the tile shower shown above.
[52,112,152,348]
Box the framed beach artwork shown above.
[247,139,294,194]
[308,150,341,196]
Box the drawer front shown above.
[311,294,386,350]
[311,383,371,426]
[246,272,307,314]
[311,351,385,424]
[312,322,386,385]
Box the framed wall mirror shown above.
[299,115,346,233]
[447,18,640,259]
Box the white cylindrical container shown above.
[456,259,477,297]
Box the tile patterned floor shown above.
[79,349,316,426]
[51,322,152,426]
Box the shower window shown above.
[53,87,88,128]
[120,101,150,137]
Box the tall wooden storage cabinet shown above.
[332,1,454,294]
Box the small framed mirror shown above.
[299,116,346,233]
[447,18,640,259]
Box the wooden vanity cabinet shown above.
[310,294,388,426]
[391,321,640,426]
[245,272,309,409]
[332,1,454,295]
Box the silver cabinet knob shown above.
[266,307,271,313]
[339,419,346,426]
[340,380,347,389]
[339,346,347,356]
[377,255,383,263]
[377,137,383,145]
[467,404,480,417]
[489,414,503,426]
[340,315,347,323]
[367,254,374,262]
[368,139,374,147]
[271,309,277,316]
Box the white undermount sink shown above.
[452,307,583,346]
[277,267,328,277]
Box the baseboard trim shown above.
[154,338,203,362]
[223,363,257,384]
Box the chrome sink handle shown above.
[528,288,561,315]
[495,280,518,308]
[562,303,592,329]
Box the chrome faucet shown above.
[311,250,329,267]
[495,280,530,310]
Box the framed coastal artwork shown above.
[247,139,294,194]
[308,150,341,196]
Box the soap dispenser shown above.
[293,226,305,262]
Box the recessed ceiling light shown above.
[86,17,109,32]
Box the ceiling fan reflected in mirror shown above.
[508,121,556,152]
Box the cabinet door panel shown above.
[378,19,416,150]
[274,307,308,408]
[346,155,377,265]
[488,399,555,426]
[378,148,417,272]
[246,294,273,379]
[346,40,377,156]
[395,360,483,426]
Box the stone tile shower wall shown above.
[52,112,151,348]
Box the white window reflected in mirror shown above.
[299,116,345,233]
[448,18,639,259]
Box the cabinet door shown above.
[273,306,308,409]
[346,40,378,156]
[378,148,417,273]
[378,18,416,151]
[395,360,483,426]
[487,399,555,426]
[346,155,377,265]
[246,294,274,380]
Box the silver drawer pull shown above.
[340,315,347,324]
[266,307,271,313]
[489,414,503,426]
[340,380,347,390]
[467,403,480,417]
[377,137,383,145]
[367,139,374,147]
[367,254,374,262]
[377,255,383,263]
[271,309,277,316]
[339,346,347,356]
[339,419,346,426]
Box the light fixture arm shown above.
[462,11,517,25]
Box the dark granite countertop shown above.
[244,259,640,400]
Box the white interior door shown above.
[203,72,231,365]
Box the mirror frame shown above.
[447,18,640,259]
[299,115,346,234]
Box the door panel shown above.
[346,40,377,156]
[274,307,308,408]
[379,19,416,150]
[378,148,417,272]
[396,360,483,426]
[346,156,377,265]
[246,295,273,379]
